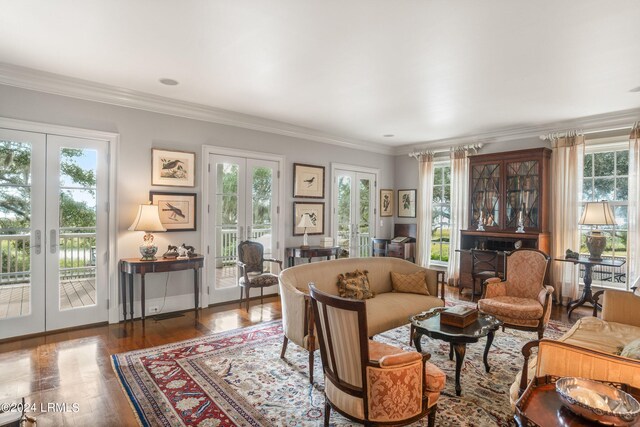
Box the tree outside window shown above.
[431,163,451,264]
[581,147,628,286]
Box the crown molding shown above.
[2,63,638,158]
[394,108,640,155]
[0,62,394,155]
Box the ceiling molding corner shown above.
[0,62,394,155]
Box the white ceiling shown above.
[1,0,640,149]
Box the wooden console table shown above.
[285,246,340,268]
[555,257,626,318]
[119,256,204,321]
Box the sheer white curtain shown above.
[628,123,640,290]
[447,149,469,285]
[416,153,434,267]
[550,133,584,304]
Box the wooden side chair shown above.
[478,248,552,339]
[309,284,445,427]
[237,240,282,311]
[470,248,500,301]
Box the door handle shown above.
[50,229,57,253]
[34,230,42,255]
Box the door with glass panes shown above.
[332,169,376,258]
[208,154,279,303]
[0,129,109,340]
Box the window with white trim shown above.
[581,143,628,287]
[431,162,451,264]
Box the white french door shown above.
[207,154,280,303]
[0,129,109,340]
[332,166,376,258]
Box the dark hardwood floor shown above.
[0,286,593,426]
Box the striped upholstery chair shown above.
[309,285,445,427]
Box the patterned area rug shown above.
[112,317,569,427]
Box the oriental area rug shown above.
[112,317,569,427]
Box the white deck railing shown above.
[0,227,96,285]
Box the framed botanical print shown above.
[293,202,324,235]
[380,189,393,217]
[150,191,197,231]
[151,148,196,187]
[397,189,416,218]
[293,163,325,198]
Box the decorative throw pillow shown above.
[390,271,430,295]
[620,338,640,359]
[337,269,375,300]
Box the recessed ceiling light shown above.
[383,134,395,137]
[159,78,179,86]
[630,86,640,92]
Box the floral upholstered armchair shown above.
[478,249,552,339]
[309,285,446,427]
[237,241,282,311]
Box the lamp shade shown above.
[297,213,314,228]
[578,201,616,226]
[128,204,166,232]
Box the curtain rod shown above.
[539,125,633,141]
[409,143,483,159]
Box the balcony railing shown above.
[216,226,271,268]
[0,227,96,286]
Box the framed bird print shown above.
[380,189,393,217]
[149,192,197,231]
[293,163,325,198]
[151,148,196,187]
[397,189,416,218]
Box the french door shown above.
[207,154,279,303]
[332,167,376,258]
[0,129,109,340]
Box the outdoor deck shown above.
[0,278,96,319]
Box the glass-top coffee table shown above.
[410,307,503,396]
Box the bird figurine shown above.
[162,202,186,220]
[161,159,184,170]
[303,176,315,187]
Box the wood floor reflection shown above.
[0,287,591,426]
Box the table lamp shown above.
[129,202,166,260]
[297,213,314,249]
[578,200,616,261]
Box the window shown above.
[581,144,628,287]
[431,162,451,264]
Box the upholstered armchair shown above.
[478,249,552,339]
[237,241,282,311]
[309,285,446,427]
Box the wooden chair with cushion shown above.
[309,284,446,427]
[237,240,282,311]
[478,248,552,339]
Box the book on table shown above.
[440,305,478,328]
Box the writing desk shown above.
[119,256,204,321]
[285,246,340,268]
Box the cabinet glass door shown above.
[506,160,540,230]
[471,163,500,228]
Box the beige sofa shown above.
[279,257,445,382]
[510,289,640,407]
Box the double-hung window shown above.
[581,142,629,288]
[431,162,451,264]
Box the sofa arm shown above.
[601,290,640,327]
[483,279,507,299]
[425,268,446,303]
[278,280,309,348]
[536,340,640,389]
